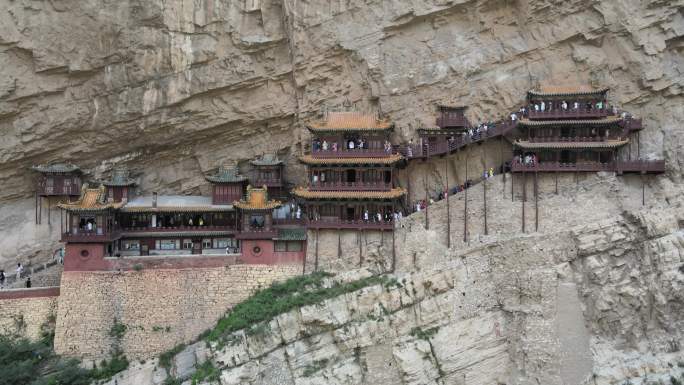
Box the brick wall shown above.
[0,288,59,340]
[53,264,300,361]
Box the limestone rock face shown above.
[1,0,683,264]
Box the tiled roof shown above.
[292,187,406,200]
[205,166,247,183]
[528,85,609,97]
[58,184,123,212]
[299,154,403,165]
[32,163,81,174]
[514,140,629,149]
[274,228,307,241]
[234,186,282,211]
[308,112,393,132]
[517,116,622,126]
[122,195,234,213]
[251,154,283,166]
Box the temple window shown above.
[122,240,140,250]
[182,239,193,249]
[202,239,212,249]
[156,239,179,250]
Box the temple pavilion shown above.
[293,111,406,230]
[511,85,664,174]
[100,167,136,203]
[31,162,82,224]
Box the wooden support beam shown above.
[35,192,38,224]
[392,229,396,272]
[522,172,526,233]
[501,136,506,198]
[445,157,450,248]
[555,171,559,194]
[424,173,429,230]
[338,232,341,258]
[534,171,539,232]
[314,228,319,272]
[637,131,640,158]
[464,154,468,243]
[641,173,645,206]
[358,229,363,267]
[511,172,514,201]
[483,179,488,235]
[47,198,50,225]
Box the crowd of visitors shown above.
[312,138,393,153]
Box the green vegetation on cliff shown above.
[206,271,387,344]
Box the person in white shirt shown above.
[16,263,23,281]
[540,101,545,111]
[363,210,369,221]
[321,140,329,151]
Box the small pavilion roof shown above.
[251,154,283,166]
[101,168,136,187]
[517,116,622,127]
[528,85,609,98]
[58,185,123,212]
[122,195,234,213]
[234,186,281,211]
[205,166,248,183]
[307,112,393,132]
[31,163,81,174]
[292,187,406,200]
[299,154,403,166]
[514,140,629,150]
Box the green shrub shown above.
[110,321,127,340]
[205,271,387,345]
[191,360,220,384]
[409,326,440,340]
[159,343,186,369]
[302,359,329,377]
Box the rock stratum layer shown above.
[1,0,683,263]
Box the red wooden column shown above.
[445,156,450,248]
[522,171,526,233]
[463,153,468,243]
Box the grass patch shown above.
[191,360,220,384]
[110,321,127,340]
[409,326,440,340]
[302,358,329,377]
[0,336,127,385]
[205,271,388,345]
[159,343,186,370]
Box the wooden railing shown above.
[252,178,282,187]
[62,230,121,243]
[311,148,393,158]
[511,160,665,173]
[235,228,278,239]
[397,120,517,159]
[527,136,620,143]
[619,118,642,131]
[306,218,394,230]
[38,185,81,196]
[308,181,392,191]
[121,225,236,233]
[272,218,305,226]
[526,109,609,120]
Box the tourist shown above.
[511,113,517,121]
[540,101,545,111]
[16,263,23,281]
[321,140,329,151]
[562,101,568,110]
[376,212,382,222]
[407,139,414,157]
[489,167,494,178]
[87,221,93,231]
[573,101,579,110]
[363,210,369,222]
[188,218,194,226]
[331,142,338,152]
[295,207,301,219]
[25,277,31,288]
[534,104,539,112]
[313,138,321,152]
[348,139,355,149]
[358,138,365,149]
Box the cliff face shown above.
[1,0,683,264]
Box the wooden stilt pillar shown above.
[424,174,429,230]
[47,198,51,225]
[314,228,319,272]
[500,136,506,198]
[445,157,450,248]
[337,232,342,258]
[35,192,38,224]
[522,172,526,233]
[60,208,63,236]
[483,178,488,235]
[534,171,539,232]
[637,131,640,158]
[464,154,468,243]
[641,173,645,206]
[358,230,363,267]
[391,229,396,272]
[555,171,559,194]
[38,196,42,225]
[511,172,514,201]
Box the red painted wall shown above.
[0,287,60,300]
[240,240,306,264]
[65,243,109,271]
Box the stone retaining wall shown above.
[53,264,300,361]
[0,287,59,340]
